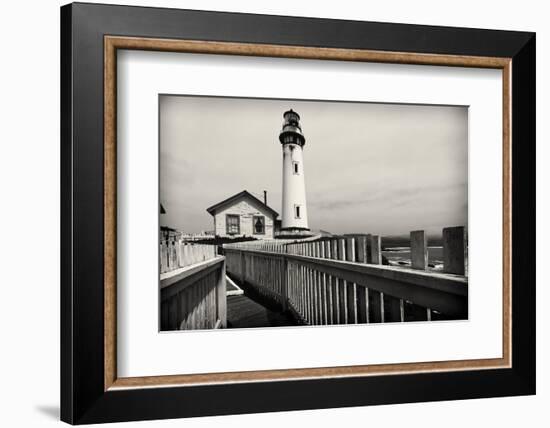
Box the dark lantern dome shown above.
[279,109,306,146]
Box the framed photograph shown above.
[61,2,535,424]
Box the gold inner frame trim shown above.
[104,35,512,391]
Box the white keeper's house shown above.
[206,190,279,239]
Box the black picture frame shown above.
[61,2,535,424]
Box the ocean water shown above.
[382,246,444,270]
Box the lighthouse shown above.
[278,109,311,238]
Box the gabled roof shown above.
[206,190,279,218]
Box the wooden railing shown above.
[223,227,467,325]
[160,240,218,273]
[160,256,227,330]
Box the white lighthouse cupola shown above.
[278,109,311,238]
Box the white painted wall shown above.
[213,198,275,238]
[0,1,547,428]
[282,143,309,229]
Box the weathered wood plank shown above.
[337,239,348,324]
[443,226,466,275]
[356,235,367,263]
[356,285,369,323]
[370,235,382,265]
[345,237,358,324]
[368,289,382,323]
[383,294,403,322]
[410,230,428,270]
[161,256,226,331]
[226,295,296,328]
[324,240,334,324]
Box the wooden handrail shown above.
[160,256,227,331]
[161,256,224,291]
[225,249,465,291]
[224,248,467,321]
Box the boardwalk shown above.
[161,227,468,331]
[226,294,296,329]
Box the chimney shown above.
[263,190,268,206]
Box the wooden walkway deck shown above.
[226,294,296,329]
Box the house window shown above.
[293,161,299,175]
[253,216,265,235]
[295,205,301,219]
[226,214,240,235]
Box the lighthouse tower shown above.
[279,109,311,238]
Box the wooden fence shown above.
[223,226,467,325]
[160,240,218,274]
[160,256,227,331]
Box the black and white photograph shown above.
[0,0,541,425]
[159,95,469,331]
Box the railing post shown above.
[301,263,308,322]
[305,258,312,324]
[345,238,355,262]
[240,250,245,283]
[175,242,182,268]
[380,292,385,322]
[410,230,428,270]
[217,258,227,328]
[166,241,172,269]
[330,239,340,323]
[352,236,368,323]
[443,226,466,275]
[366,233,372,263]
[324,240,334,324]
[160,242,167,273]
[366,231,383,321]
[337,239,348,324]
[357,286,370,323]
[356,235,367,263]
[281,256,288,311]
[311,242,320,324]
[370,235,382,264]
[345,237,358,323]
[319,242,328,324]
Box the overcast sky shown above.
[160,95,467,236]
